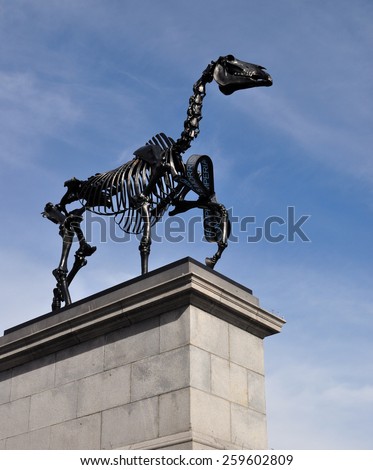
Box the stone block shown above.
[248,370,266,413]
[190,345,211,393]
[11,354,55,401]
[229,324,264,373]
[231,403,267,449]
[0,397,30,440]
[211,355,248,406]
[105,316,160,370]
[29,382,78,430]
[102,397,158,449]
[0,369,11,405]
[131,347,189,401]
[160,307,189,352]
[190,388,231,443]
[77,365,131,417]
[159,388,190,437]
[5,427,51,450]
[55,336,104,386]
[50,414,101,449]
[190,306,229,359]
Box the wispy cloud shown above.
[0,0,372,451]
[235,90,373,185]
[0,72,82,168]
[266,361,373,449]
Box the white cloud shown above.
[0,72,82,167]
[0,0,372,451]
[235,90,373,185]
[266,359,373,449]
[322,384,373,407]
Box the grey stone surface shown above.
[190,388,231,442]
[0,258,283,372]
[29,381,78,430]
[105,316,160,369]
[159,388,190,437]
[11,354,55,401]
[229,323,265,373]
[0,258,285,449]
[0,397,30,440]
[77,365,131,417]
[231,403,267,449]
[190,345,211,393]
[0,369,11,404]
[55,336,104,386]
[190,305,229,359]
[4,427,51,450]
[248,370,266,414]
[102,397,158,449]
[131,346,189,401]
[160,307,190,352]
[119,431,195,450]
[211,355,248,406]
[192,442,217,450]
[162,442,194,450]
[50,414,101,449]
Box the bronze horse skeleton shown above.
[43,55,272,310]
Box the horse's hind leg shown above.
[66,208,97,288]
[44,203,95,310]
[138,199,152,275]
[52,218,74,309]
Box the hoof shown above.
[205,257,216,269]
[81,242,97,256]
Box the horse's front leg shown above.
[204,202,230,269]
[138,199,152,275]
[170,195,230,269]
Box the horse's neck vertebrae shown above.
[173,62,215,155]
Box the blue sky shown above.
[1,0,372,449]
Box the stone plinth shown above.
[0,258,285,450]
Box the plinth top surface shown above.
[0,258,285,371]
[4,257,255,336]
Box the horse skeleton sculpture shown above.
[43,55,272,310]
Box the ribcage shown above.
[78,134,181,234]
